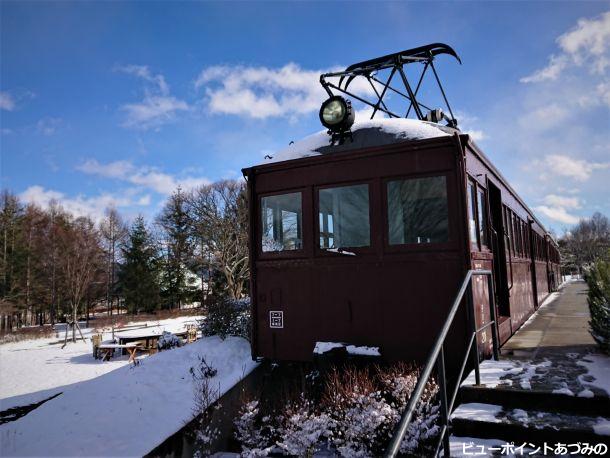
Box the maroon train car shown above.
[242,119,561,365]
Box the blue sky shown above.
[1,1,609,233]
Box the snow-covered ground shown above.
[0,335,257,456]
[0,315,200,412]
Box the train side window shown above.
[318,184,370,248]
[477,188,488,248]
[261,192,303,252]
[467,181,478,248]
[387,175,449,245]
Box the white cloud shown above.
[195,63,330,119]
[517,104,570,131]
[76,159,210,195]
[543,154,609,181]
[521,11,610,82]
[195,62,381,120]
[36,117,63,135]
[542,194,581,209]
[520,55,568,83]
[121,95,189,130]
[455,111,487,141]
[116,65,169,94]
[77,159,135,178]
[19,185,148,223]
[534,205,580,225]
[116,64,189,130]
[0,91,15,111]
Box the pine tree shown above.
[587,258,610,355]
[157,188,196,309]
[119,217,161,314]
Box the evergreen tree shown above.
[587,258,610,355]
[157,188,195,309]
[119,216,161,314]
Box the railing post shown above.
[436,345,450,458]
[466,281,481,385]
[487,273,500,360]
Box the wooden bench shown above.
[97,342,142,362]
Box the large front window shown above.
[387,175,449,245]
[319,184,370,249]
[261,192,302,252]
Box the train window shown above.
[319,184,370,248]
[477,188,487,247]
[261,192,303,252]
[467,181,478,247]
[387,175,449,245]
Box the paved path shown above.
[503,280,595,360]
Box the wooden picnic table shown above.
[115,327,189,354]
[97,342,141,362]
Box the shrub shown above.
[157,331,182,350]
[233,362,439,457]
[190,356,221,457]
[200,297,251,341]
[586,260,610,354]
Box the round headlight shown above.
[319,96,355,132]
[322,99,345,125]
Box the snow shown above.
[577,353,610,396]
[451,403,503,423]
[313,341,380,356]
[0,336,258,457]
[264,118,450,164]
[324,248,356,256]
[462,359,522,388]
[593,417,610,436]
[577,389,595,398]
[0,316,200,412]
[313,342,344,354]
[345,345,380,356]
[552,387,575,396]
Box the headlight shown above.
[319,96,355,132]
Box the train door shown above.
[486,180,512,344]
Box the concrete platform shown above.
[503,280,595,360]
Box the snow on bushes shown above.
[201,297,251,341]
[233,362,439,456]
[157,331,182,350]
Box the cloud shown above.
[195,63,330,119]
[542,194,581,209]
[521,11,610,82]
[455,111,486,141]
[195,62,381,120]
[76,159,210,195]
[542,154,609,181]
[0,91,16,111]
[520,55,568,83]
[517,104,569,131]
[116,64,189,130]
[36,117,63,135]
[534,205,580,225]
[19,185,148,223]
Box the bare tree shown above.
[59,216,103,342]
[188,180,249,300]
[561,212,610,272]
[100,207,127,316]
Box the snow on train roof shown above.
[262,118,453,165]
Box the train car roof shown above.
[254,118,455,166]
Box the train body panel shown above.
[243,125,561,365]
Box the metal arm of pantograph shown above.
[320,43,462,127]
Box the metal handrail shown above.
[384,269,499,458]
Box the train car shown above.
[241,44,561,366]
